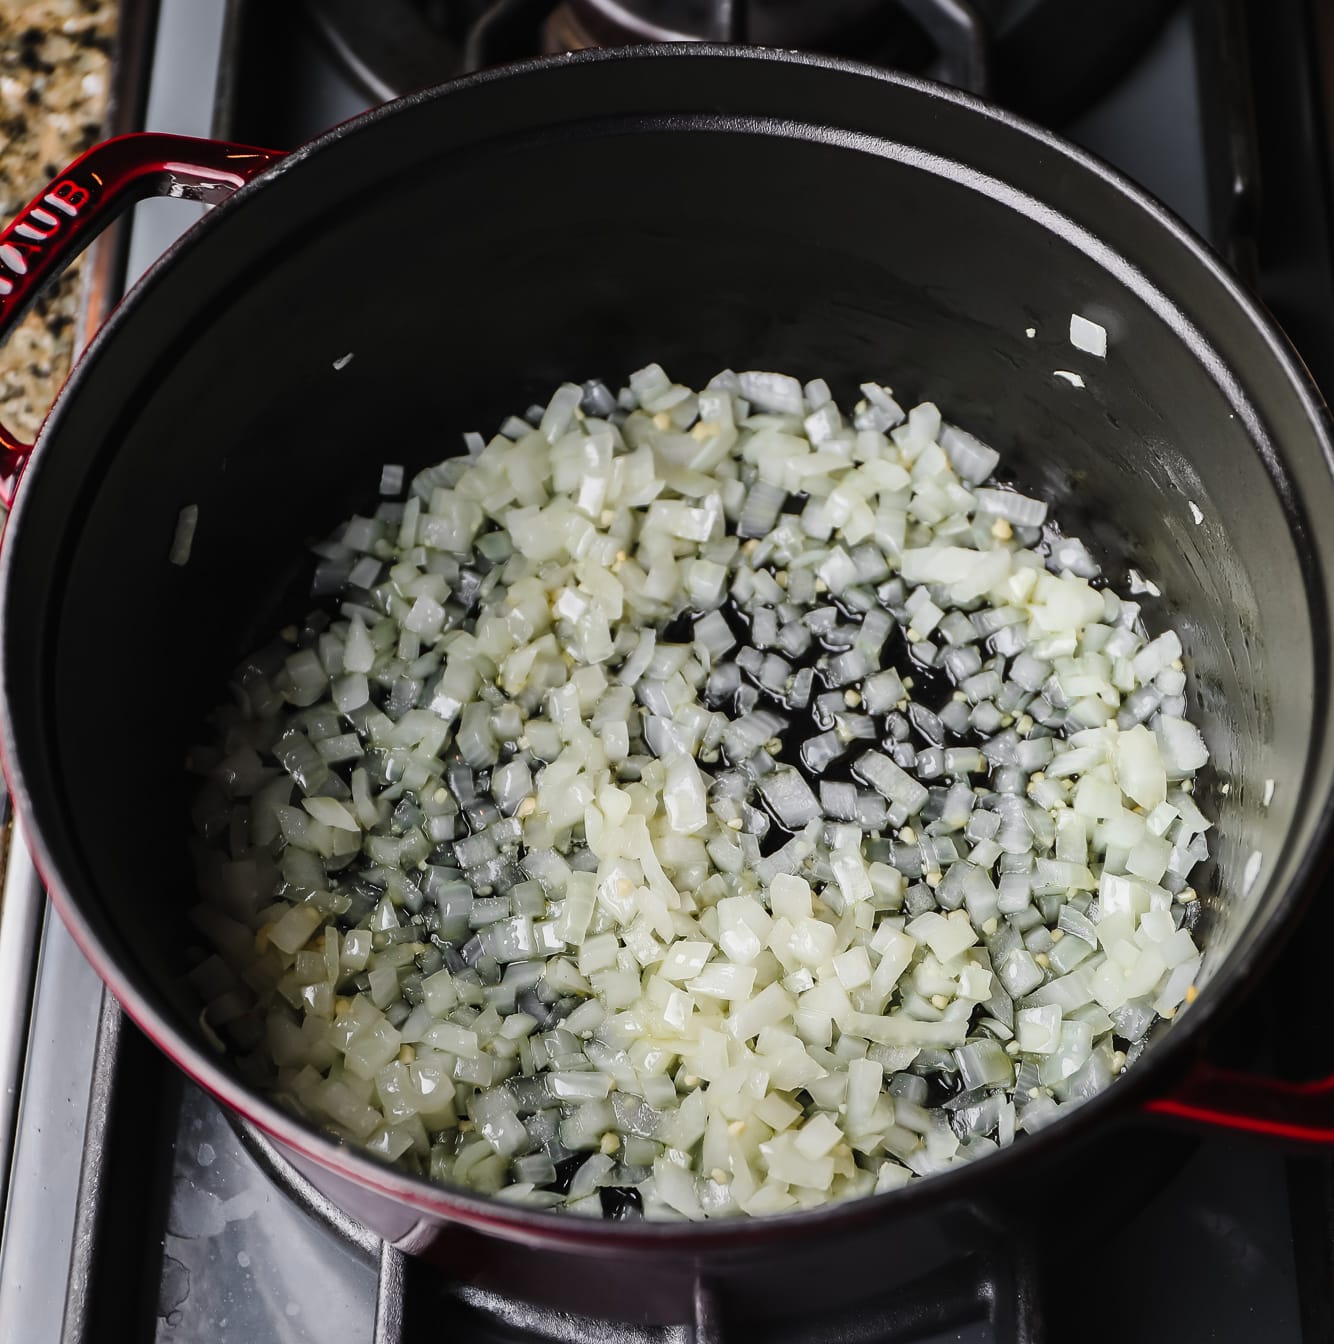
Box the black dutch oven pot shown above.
[1,46,1333,1327]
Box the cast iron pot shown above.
[1,45,1332,1328]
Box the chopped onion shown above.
[189,365,1212,1222]
[169,505,199,566]
[1069,314,1108,358]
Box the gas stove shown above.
[2,2,1334,1340]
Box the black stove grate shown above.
[297,0,1174,123]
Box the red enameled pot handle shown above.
[0,132,285,509]
[1147,1062,1334,1144]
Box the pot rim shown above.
[4,41,1333,1251]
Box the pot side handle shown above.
[1147,1061,1334,1143]
[0,132,285,509]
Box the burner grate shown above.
[298,0,1172,122]
[375,1232,1043,1343]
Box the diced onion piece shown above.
[169,505,199,566]
[1069,314,1108,357]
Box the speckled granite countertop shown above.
[0,0,116,446]
[0,1,115,887]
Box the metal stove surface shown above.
[2,0,1334,1340]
